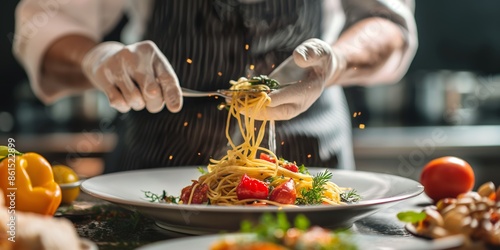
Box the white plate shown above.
[81,167,423,234]
[136,233,464,250]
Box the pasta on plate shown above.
[148,76,359,207]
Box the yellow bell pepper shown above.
[0,147,62,215]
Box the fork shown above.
[181,87,278,153]
[181,87,272,98]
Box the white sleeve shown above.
[13,0,126,103]
[323,0,418,84]
[121,0,154,44]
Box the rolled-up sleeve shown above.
[340,0,415,31]
[323,0,418,84]
[13,0,125,102]
[342,0,418,82]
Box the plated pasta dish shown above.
[211,213,357,250]
[145,76,359,207]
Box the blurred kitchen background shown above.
[1,1,500,187]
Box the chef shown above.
[13,0,417,172]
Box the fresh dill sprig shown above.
[296,170,333,205]
[340,189,361,203]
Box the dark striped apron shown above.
[105,0,354,173]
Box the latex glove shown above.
[82,40,182,113]
[260,38,344,121]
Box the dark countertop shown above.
[57,193,177,250]
[10,125,499,249]
[57,192,438,250]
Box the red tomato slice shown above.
[236,174,269,200]
[269,178,296,205]
[283,162,299,173]
[259,153,276,163]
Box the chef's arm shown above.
[12,0,125,104]
[41,35,97,98]
[327,0,418,86]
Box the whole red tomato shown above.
[420,156,475,201]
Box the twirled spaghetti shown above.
[180,76,353,206]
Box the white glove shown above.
[82,40,182,113]
[260,38,344,121]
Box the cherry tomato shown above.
[283,162,299,173]
[260,153,299,172]
[180,180,208,204]
[420,156,475,201]
[259,153,276,163]
[236,174,269,200]
[269,178,296,204]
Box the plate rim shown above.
[81,167,424,212]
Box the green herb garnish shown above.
[298,164,310,175]
[239,213,357,249]
[143,190,178,204]
[294,214,310,231]
[197,167,208,175]
[397,211,427,223]
[296,170,333,205]
[248,75,280,89]
[340,189,361,203]
[263,176,275,183]
[241,213,290,243]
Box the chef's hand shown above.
[82,40,182,113]
[259,38,344,121]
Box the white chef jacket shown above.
[13,0,416,104]
[12,0,416,170]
